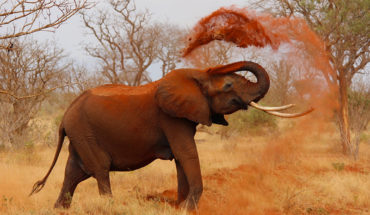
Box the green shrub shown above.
[243,108,277,127]
[348,88,369,132]
[217,108,277,138]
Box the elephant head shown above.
[156,61,312,126]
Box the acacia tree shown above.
[253,0,369,157]
[0,39,69,146]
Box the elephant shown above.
[30,61,312,210]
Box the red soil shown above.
[146,161,367,214]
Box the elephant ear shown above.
[155,69,211,126]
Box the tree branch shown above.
[0,82,80,100]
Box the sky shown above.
[33,0,250,80]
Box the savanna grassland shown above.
[1,0,369,214]
[0,114,369,215]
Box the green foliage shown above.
[218,108,277,137]
[299,0,370,39]
[349,88,370,105]
[348,89,370,112]
[348,89,370,131]
[245,108,277,127]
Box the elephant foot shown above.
[176,192,187,205]
[179,198,198,211]
[54,200,71,209]
[54,192,73,209]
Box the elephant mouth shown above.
[231,98,248,110]
[248,101,314,118]
[211,113,229,126]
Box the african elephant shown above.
[30,61,311,210]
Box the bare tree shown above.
[0,39,69,146]
[69,64,105,93]
[0,0,89,42]
[156,24,185,77]
[0,0,90,98]
[267,60,294,105]
[82,0,163,86]
[185,40,235,68]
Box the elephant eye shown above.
[223,82,233,92]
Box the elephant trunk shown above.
[207,61,314,118]
[241,61,270,103]
[208,61,270,103]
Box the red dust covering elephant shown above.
[30,61,311,210]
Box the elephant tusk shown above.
[263,107,315,118]
[249,101,295,111]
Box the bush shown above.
[243,108,277,128]
[348,89,369,132]
[217,108,277,138]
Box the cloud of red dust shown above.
[181,6,341,214]
[183,6,338,133]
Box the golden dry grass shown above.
[0,123,369,215]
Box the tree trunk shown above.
[337,73,352,156]
[9,101,32,147]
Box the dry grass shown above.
[0,123,369,215]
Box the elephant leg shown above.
[175,159,189,204]
[54,148,90,208]
[95,170,112,196]
[177,155,203,210]
[67,127,112,197]
[162,118,203,210]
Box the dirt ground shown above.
[0,123,369,215]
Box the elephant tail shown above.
[29,123,66,196]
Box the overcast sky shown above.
[33,0,250,79]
